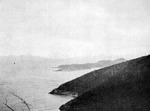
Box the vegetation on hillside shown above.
[56,55,150,111]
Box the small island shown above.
[55,58,126,71]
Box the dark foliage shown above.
[58,55,150,111]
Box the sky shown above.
[0,0,150,59]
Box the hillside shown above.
[56,58,125,71]
[50,58,126,96]
[58,55,150,111]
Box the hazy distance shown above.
[0,0,150,60]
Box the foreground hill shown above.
[56,58,126,71]
[50,58,126,96]
[58,55,150,111]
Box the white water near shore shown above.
[0,67,98,111]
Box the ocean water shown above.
[0,67,96,111]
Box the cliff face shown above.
[59,55,150,111]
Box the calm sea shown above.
[0,67,97,111]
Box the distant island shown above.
[50,55,150,111]
[55,58,126,71]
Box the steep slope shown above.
[50,58,126,96]
[59,55,150,111]
[56,58,126,71]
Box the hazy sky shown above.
[0,0,150,59]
